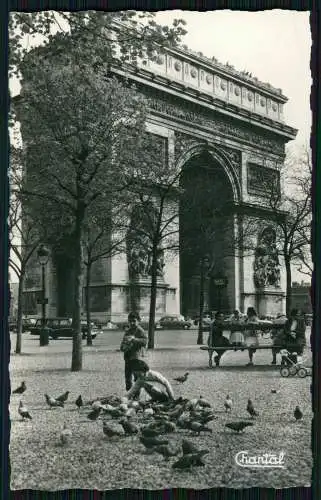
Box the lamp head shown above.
[37,244,49,265]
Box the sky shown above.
[155,10,311,150]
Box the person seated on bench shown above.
[271,315,287,365]
[229,309,246,347]
[244,307,259,366]
[207,311,230,367]
[282,308,306,365]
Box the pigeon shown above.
[119,418,139,435]
[173,372,189,384]
[225,421,254,433]
[154,444,180,459]
[162,421,177,433]
[190,410,216,425]
[60,423,72,445]
[103,421,125,438]
[197,396,211,408]
[177,415,192,430]
[143,383,171,403]
[12,381,26,395]
[182,439,209,457]
[224,395,233,412]
[18,400,32,420]
[294,406,303,421]
[87,407,101,421]
[141,426,164,438]
[189,421,212,434]
[75,395,83,409]
[172,452,206,469]
[167,405,186,420]
[140,436,169,449]
[92,400,103,410]
[247,399,259,418]
[45,394,64,408]
[55,391,70,404]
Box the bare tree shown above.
[124,132,181,349]
[253,145,312,316]
[82,204,127,345]
[8,152,41,354]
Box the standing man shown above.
[120,312,147,391]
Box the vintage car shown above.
[158,315,192,330]
[9,317,37,332]
[29,317,99,340]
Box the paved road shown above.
[10,326,311,368]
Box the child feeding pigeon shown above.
[120,312,148,391]
[125,359,175,402]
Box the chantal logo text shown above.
[235,451,285,468]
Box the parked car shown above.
[9,318,37,332]
[80,320,101,338]
[118,316,161,331]
[29,318,99,340]
[159,315,191,330]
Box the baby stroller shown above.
[279,349,312,378]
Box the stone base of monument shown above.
[255,288,285,317]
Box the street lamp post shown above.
[37,244,49,346]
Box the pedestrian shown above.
[120,312,148,391]
[207,311,230,367]
[126,359,175,400]
[283,308,306,365]
[244,306,259,366]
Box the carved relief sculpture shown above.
[253,227,280,288]
[126,203,165,280]
[247,163,280,196]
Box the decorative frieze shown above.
[148,95,285,155]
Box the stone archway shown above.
[179,146,240,317]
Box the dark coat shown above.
[120,325,147,360]
[208,321,230,347]
[283,317,306,354]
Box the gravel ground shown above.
[9,332,312,490]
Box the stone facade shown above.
[21,40,297,322]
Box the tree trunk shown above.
[71,204,85,371]
[197,260,205,345]
[285,257,292,318]
[15,272,25,354]
[148,243,158,350]
[85,262,92,346]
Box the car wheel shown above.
[50,334,57,340]
[183,325,189,330]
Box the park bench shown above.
[200,321,286,367]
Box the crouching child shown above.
[126,359,175,401]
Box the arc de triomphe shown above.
[22,43,297,322]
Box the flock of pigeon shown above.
[11,375,304,470]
